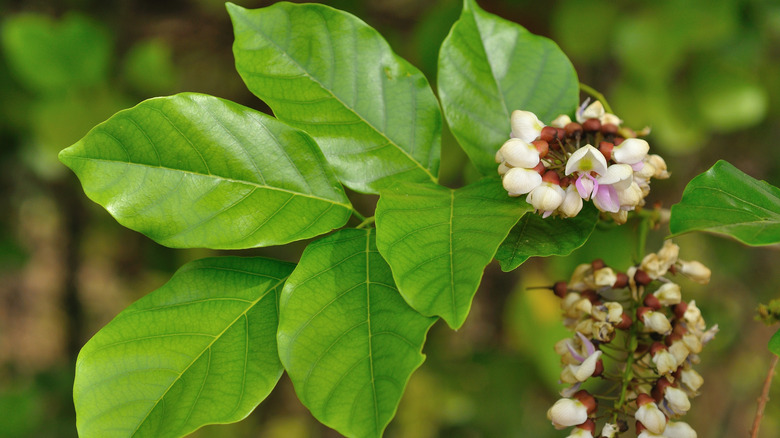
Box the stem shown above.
[750,354,779,438]
[351,208,368,222]
[579,83,614,114]
[356,216,375,229]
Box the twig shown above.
[750,354,779,438]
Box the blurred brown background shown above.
[1,0,779,436]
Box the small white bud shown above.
[527,182,566,214]
[613,138,649,165]
[664,387,691,416]
[510,110,545,143]
[648,154,671,179]
[600,423,619,438]
[550,114,572,128]
[680,368,704,394]
[599,164,634,191]
[601,112,622,126]
[635,400,668,434]
[654,282,682,306]
[664,421,697,438]
[642,310,673,335]
[668,341,690,367]
[652,349,678,375]
[678,260,711,284]
[559,185,584,218]
[578,100,605,123]
[499,138,540,168]
[547,398,588,429]
[593,267,617,288]
[502,167,542,196]
[617,182,644,208]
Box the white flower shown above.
[503,167,542,196]
[592,302,623,323]
[613,138,649,165]
[511,110,545,142]
[601,112,623,126]
[559,185,584,218]
[642,310,672,335]
[565,145,608,176]
[658,241,680,266]
[668,341,690,367]
[561,350,603,383]
[547,398,588,429]
[647,154,671,179]
[527,182,566,217]
[599,164,634,191]
[635,400,667,434]
[664,387,691,416]
[652,349,678,375]
[601,423,619,438]
[577,100,605,123]
[593,268,618,288]
[498,161,512,176]
[617,182,644,208]
[682,332,702,354]
[654,282,682,306]
[551,114,573,128]
[678,260,711,285]
[499,138,540,168]
[680,368,704,394]
[565,427,595,438]
[664,421,697,438]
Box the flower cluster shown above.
[545,241,716,437]
[496,100,669,223]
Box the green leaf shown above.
[59,93,352,249]
[375,178,530,329]
[228,2,441,194]
[770,329,780,356]
[670,160,780,246]
[438,0,579,175]
[74,256,294,438]
[495,203,599,271]
[1,12,112,94]
[277,228,435,438]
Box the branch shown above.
[750,354,778,438]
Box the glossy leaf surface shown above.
[229,2,441,194]
[438,0,579,174]
[670,160,780,245]
[278,229,436,438]
[495,203,599,271]
[59,93,352,249]
[375,178,530,328]
[74,257,294,438]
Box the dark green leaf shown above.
[228,2,441,194]
[59,93,352,249]
[670,160,780,245]
[278,229,435,438]
[375,178,530,328]
[495,203,599,271]
[74,257,294,438]
[438,0,579,174]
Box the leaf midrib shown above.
[64,155,352,210]
[128,275,289,437]
[232,6,438,184]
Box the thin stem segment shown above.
[579,83,614,114]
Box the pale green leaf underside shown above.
[278,229,436,438]
[670,160,780,246]
[438,0,579,174]
[228,2,441,194]
[495,203,599,271]
[74,257,295,438]
[375,178,531,329]
[59,93,351,249]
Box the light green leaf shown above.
[495,203,599,271]
[278,228,436,438]
[59,93,352,249]
[670,160,780,246]
[375,178,530,329]
[74,257,294,438]
[438,0,579,174]
[770,329,780,356]
[228,2,441,194]
[1,12,111,94]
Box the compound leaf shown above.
[438,0,578,174]
[59,93,352,249]
[278,228,436,438]
[74,257,294,438]
[670,160,780,245]
[375,178,530,328]
[229,2,441,194]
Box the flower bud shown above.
[678,260,711,284]
[647,154,670,179]
[527,182,566,216]
[578,101,605,123]
[651,344,678,375]
[511,110,545,142]
[600,423,619,438]
[664,421,697,438]
[679,368,704,394]
[635,394,667,434]
[664,386,691,416]
[559,185,584,218]
[654,282,682,306]
[612,138,649,165]
[617,182,644,207]
[550,114,572,128]
[638,308,672,335]
[503,167,542,196]
[500,138,540,168]
[593,267,617,288]
[547,397,589,429]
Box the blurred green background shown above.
[1,0,779,436]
